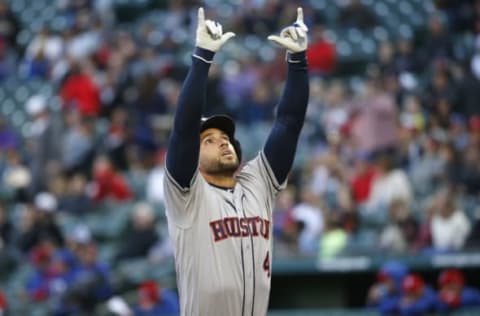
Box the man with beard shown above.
[163,7,309,316]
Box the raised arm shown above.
[264,7,310,184]
[165,8,235,188]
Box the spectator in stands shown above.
[457,41,480,117]
[65,224,92,261]
[307,149,346,204]
[337,0,378,30]
[21,50,51,80]
[220,57,261,112]
[90,155,133,202]
[376,41,396,76]
[436,269,480,312]
[349,77,398,155]
[24,94,63,194]
[0,202,15,275]
[104,107,130,171]
[48,249,78,315]
[273,186,297,244]
[320,81,349,136]
[307,25,336,76]
[60,173,93,214]
[0,289,6,315]
[379,199,419,254]
[25,242,55,302]
[132,280,179,316]
[409,130,446,197]
[399,95,426,134]
[291,188,324,256]
[204,63,229,117]
[237,81,276,125]
[17,192,64,252]
[66,240,112,314]
[430,188,471,252]
[0,1,20,51]
[350,151,376,205]
[465,206,480,250]
[393,38,419,74]
[0,203,11,247]
[25,27,63,66]
[365,152,413,216]
[318,211,348,259]
[115,202,159,261]
[398,273,437,315]
[0,38,13,80]
[456,144,480,195]
[2,149,31,202]
[146,148,166,205]
[367,261,408,315]
[449,114,469,152]
[418,14,454,64]
[0,117,18,151]
[61,109,95,176]
[60,61,101,117]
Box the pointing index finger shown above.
[296,7,304,24]
[198,7,205,27]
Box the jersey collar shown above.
[208,182,235,193]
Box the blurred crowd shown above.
[0,0,479,314]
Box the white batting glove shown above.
[195,7,235,52]
[268,7,308,53]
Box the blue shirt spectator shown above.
[398,274,437,316]
[435,269,480,312]
[366,261,408,315]
[132,280,179,316]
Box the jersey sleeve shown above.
[237,151,287,215]
[163,168,206,228]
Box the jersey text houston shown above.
[210,216,270,242]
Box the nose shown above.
[220,138,229,147]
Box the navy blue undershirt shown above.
[166,47,309,188]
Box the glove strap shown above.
[286,51,307,63]
[193,54,213,64]
[192,47,215,64]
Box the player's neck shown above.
[201,171,236,189]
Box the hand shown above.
[195,7,235,52]
[268,7,308,53]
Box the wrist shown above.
[193,47,216,63]
[287,51,307,63]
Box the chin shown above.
[220,162,239,173]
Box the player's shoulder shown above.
[163,167,207,194]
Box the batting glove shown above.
[195,7,235,53]
[268,7,308,53]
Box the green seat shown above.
[1,98,15,115]
[11,110,26,127]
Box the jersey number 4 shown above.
[263,251,271,277]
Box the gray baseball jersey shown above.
[164,151,286,316]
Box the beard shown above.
[200,156,239,176]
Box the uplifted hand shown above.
[268,7,308,53]
[195,7,235,52]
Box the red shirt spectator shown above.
[60,67,101,117]
[350,153,377,204]
[91,156,133,202]
[307,25,336,75]
[0,289,6,313]
[351,166,377,204]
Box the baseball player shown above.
[163,7,309,316]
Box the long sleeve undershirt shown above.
[166,48,309,188]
